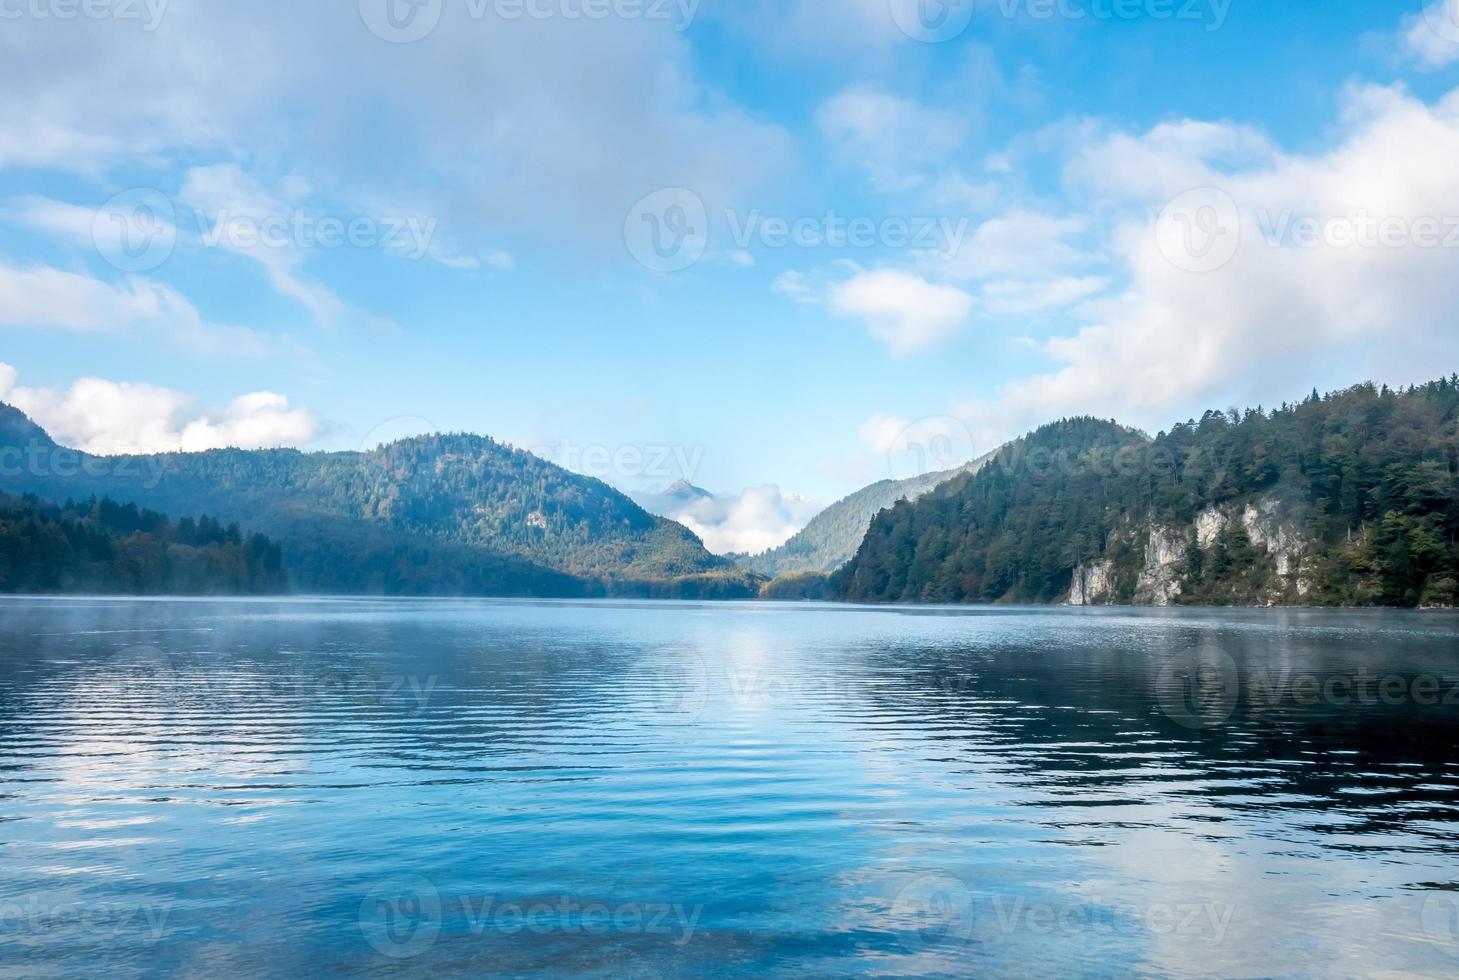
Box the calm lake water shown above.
[2,598,1458,978]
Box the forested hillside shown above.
[0,410,759,598]
[0,494,286,595]
[836,378,1459,608]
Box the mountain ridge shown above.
[835,378,1459,608]
[0,414,760,598]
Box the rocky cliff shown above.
[1065,495,1315,606]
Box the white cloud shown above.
[818,88,966,191]
[7,195,116,246]
[979,275,1108,316]
[0,5,792,264]
[772,270,816,304]
[6,193,184,265]
[0,261,266,355]
[0,364,321,455]
[181,164,348,323]
[926,172,1001,212]
[1063,119,1277,205]
[857,412,911,454]
[662,485,824,556]
[1403,1,1459,68]
[0,263,156,332]
[817,411,982,490]
[936,210,1091,281]
[953,82,1459,441]
[827,269,974,354]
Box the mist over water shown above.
[1,598,1458,977]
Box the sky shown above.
[2,0,1459,555]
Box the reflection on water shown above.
[1,597,1457,977]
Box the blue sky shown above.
[3,0,1459,553]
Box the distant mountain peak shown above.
[664,479,712,500]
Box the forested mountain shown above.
[836,378,1459,608]
[0,407,758,598]
[0,493,285,595]
[0,403,54,451]
[739,453,995,577]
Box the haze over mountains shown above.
[629,480,822,558]
[0,405,757,598]
[738,453,996,577]
[4,374,1458,608]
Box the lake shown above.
[1,597,1458,977]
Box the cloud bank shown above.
[0,364,321,456]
